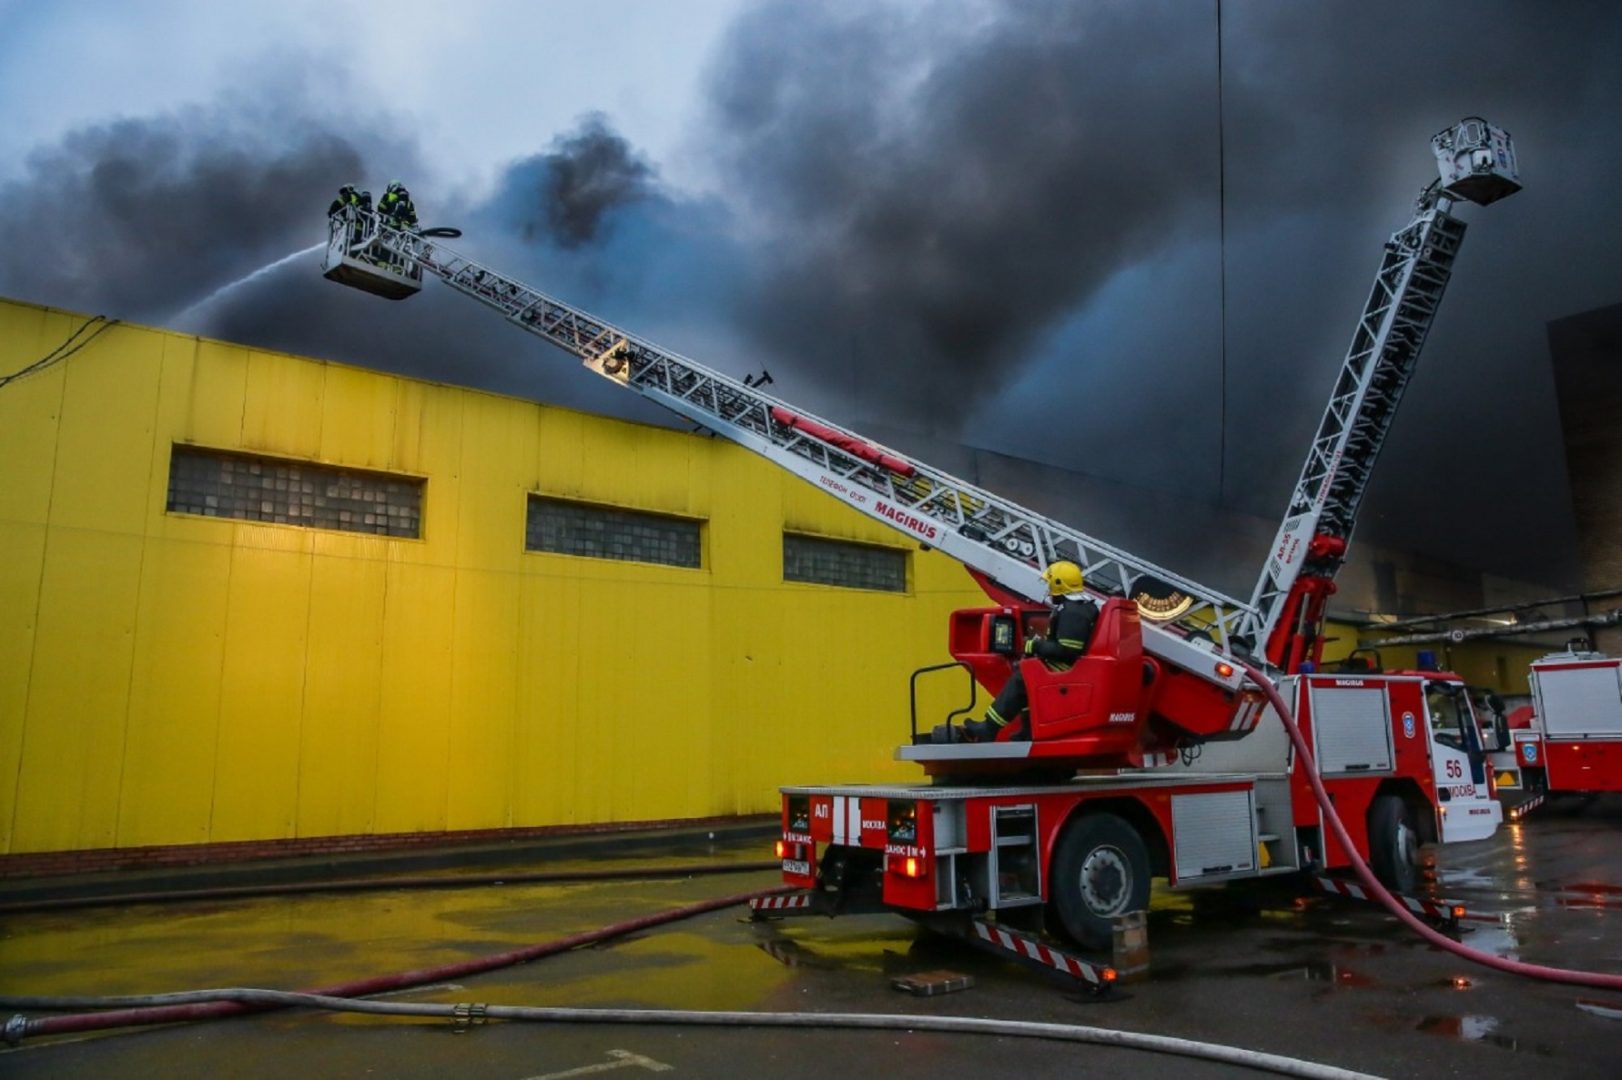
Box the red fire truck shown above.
[327,118,1522,970]
[1509,651,1622,795]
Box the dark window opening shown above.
[783,533,906,593]
[526,496,702,569]
[166,445,423,538]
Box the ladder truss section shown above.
[1246,203,1467,646]
[355,213,1256,661]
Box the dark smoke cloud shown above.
[197,114,740,428]
[706,1,1221,425]
[0,92,418,323]
[500,116,658,249]
[699,0,1622,593]
[2,2,1618,598]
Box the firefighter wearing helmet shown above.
[952,560,1099,743]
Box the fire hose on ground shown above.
[4,986,1383,1080]
[0,885,1380,1080]
[3,671,1620,1075]
[0,860,780,915]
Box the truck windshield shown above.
[1426,684,1469,751]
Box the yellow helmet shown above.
[1041,560,1085,598]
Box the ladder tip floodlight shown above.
[1432,117,1521,206]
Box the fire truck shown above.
[325,119,1521,968]
[1504,651,1622,796]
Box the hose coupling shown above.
[451,1002,489,1033]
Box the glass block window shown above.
[526,496,702,569]
[783,533,906,593]
[166,446,423,538]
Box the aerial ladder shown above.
[324,118,1519,776]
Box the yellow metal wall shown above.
[0,298,1552,856]
[0,300,987,855]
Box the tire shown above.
[1049,813,1152,951]
[1367,794,1420,895]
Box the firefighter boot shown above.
[959,716,1002,743]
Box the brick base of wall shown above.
[0,815,766,880]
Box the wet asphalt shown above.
[1,798,1620,1079]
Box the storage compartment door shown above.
[1309,685,1393,774]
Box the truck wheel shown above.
[1050,813,1151,951]
[1367,795,1419,895]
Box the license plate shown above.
[783,859,811,876]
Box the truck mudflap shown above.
[1310,874,1472,926]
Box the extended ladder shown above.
[325,115,1517,688]
[1247,198,1466,645]
[1246,117,1521,651]
[328,208,1252,690]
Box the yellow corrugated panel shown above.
[176,338,250,450]
[390,379,427,471]
[47,323,163,534]
[373,561,456,833]
[241,349,324,458]
[571,572,714,822]
[117,537,232,847]
[0,306,66,527]
[0,522,47,854]
[444,568,520,830]
[210,542,313,842]
[296,551,388,838]
[9,528,143,853]
[409,383,465,562]
[319,364,400,470]
[514,570,579,825]
[535,408,590,500]
[453,393,535,573]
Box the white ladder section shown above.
[1247,198,1469,647]
[344,209,1251,691]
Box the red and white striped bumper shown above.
[970,920,1116,989]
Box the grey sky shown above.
[2,0,1619,597]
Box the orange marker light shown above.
[1451,905,1466,920]
[775,840,786,858]
[1102,967,1119,982]
[905,856,919,877]
[1215,661,1235,678]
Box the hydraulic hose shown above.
[3,884,790,1040]
[1238,660,1622,991]
[0,861,778,915]
[2,990,1376,1080]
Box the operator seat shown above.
[1017,598,1147,746]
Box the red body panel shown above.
[1287,676,1436,871]
[1544,739,1622,793]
